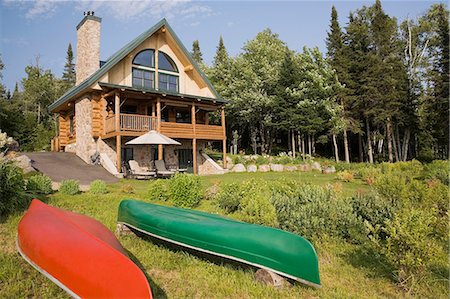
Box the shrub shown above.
[370,208,443,285]
[0,159,29,217]
[89,180,108,194]
[271,184,363,240]
[26,173,53,195]
[215,182,242,212]
[337,170,354,182]
[380,160,423,181]
[255,155,270,166]
[357,167,381,185]
[168,173,203,208]
[120,183,135,194]
[59,179,80,195]
[423,160,449,185]
[238,192,278,227]
[148,180,169,201]
[373,173,409,205]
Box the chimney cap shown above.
[76,12,102,30]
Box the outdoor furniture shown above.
[128,160,156,179]
[155,160,176,178]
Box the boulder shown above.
[258,164,270,172]
[285,165,297,172]
[297,164,311,172]
[322,166,336,174]
[12,155,35,173]
[270,164,284,172]
[247,165,257,173]
[311,162,322,171]
[232,163,246,173]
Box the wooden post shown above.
[192,104,197,175]
[115,91,121,172]
[205,112,209,125]
[116,135,121,172]
[221,107,227,169]
[156,97,163,160]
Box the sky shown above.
[0,0,443,92]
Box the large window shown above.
[132,68,154,89]
[132,49,179,92]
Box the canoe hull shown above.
[118,199,321,287]
[17,199,152,298]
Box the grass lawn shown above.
[0,172,447,298]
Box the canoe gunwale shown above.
[118,221,322,289]
[16,238,81,299]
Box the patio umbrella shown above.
[125,130,181,145]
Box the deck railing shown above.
[120,114,158,132]
[105,115,116,134]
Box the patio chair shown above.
[128,160,156,179]
[155,160,176,178]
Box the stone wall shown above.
[74,96,97,163]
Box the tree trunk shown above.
[297,131,302,154]
[259,123,267,155]
[358,133,364,162]
[386,121,393,163]
[391,125,400,162]
[312,135,316,155]
[343,130,350,163]
[333,134,340,162]
[250,128,257,155]
[366,118,374,164]
[292,129,296,158]
[288,129,292,154]
[395,124,402,160]
[308,135,312,156]
[302,134,305,158]
[402,129,411,161]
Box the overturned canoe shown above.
[17,199,152,298]
[118,199,321,287]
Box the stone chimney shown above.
[76,11,101,85]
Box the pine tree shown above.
[191,40,203,65]
[62,43,75,88]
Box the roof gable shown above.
[49,19,222,112]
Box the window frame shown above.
[132,67,155,90]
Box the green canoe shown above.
[117,199,321,287]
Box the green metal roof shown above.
[98,82,227,104]
[49,18,223,112]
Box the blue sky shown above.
[0,0,443,91]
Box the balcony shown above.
[104,113,224,140]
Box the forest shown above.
[0,1,448,162]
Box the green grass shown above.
[0,172,447,298]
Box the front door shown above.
[178,149,193,173]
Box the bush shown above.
[380,160,423,181]
[255,155,270,166]
[373,173,409,205]
[168,173,202,208]
[148,180,169,201]
[238,192,278,227]
[357,167,381,185]
[337,170,354,182]
[0,159,29,217]
[120,183,135,194]
[271,184,363,240]
[370,208,443,285]
[59,179,80,195]
[89,180,108,194]
[26,174,53,195]
[423,160,449,185]
[215,182,242,213]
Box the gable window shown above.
[131,49,178,92]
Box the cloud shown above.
[2,0,214,22]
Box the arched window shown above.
[132,49,155,68]
[158,51,178,72]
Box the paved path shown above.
[25,152,119,185]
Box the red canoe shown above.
[17,199,152,298]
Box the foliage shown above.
[59,179,80,195]
[215,182,242,213]
[369,207,444,285]
[168,174,203,208]
[0,130,13,150]
[238,192,278,227]
[0,159,29,217]
[26,173,52,195]
[337,170,354,182]
[357,166,381,185]
[89,180,108,194]
[120,183,135,194]
[148,179,169,201]
[423,160,449,185]
[62,43,75,89]
[271,183,364,240]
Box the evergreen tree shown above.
[62,43,76,89]
[191,40,204,65]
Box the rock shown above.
[232,163,246,172]
[258,164,270,172]
[297,164,311,172]
[285,165,297,172]
[311,162,322,171]
[12,155,35,173]
[322,166,336,174]
[226,156,233,164]
[255,268,287,288]
[116,223,134,236]
[270,164,284,172]
[247,165,257,173]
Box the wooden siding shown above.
[92,97,104,137]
